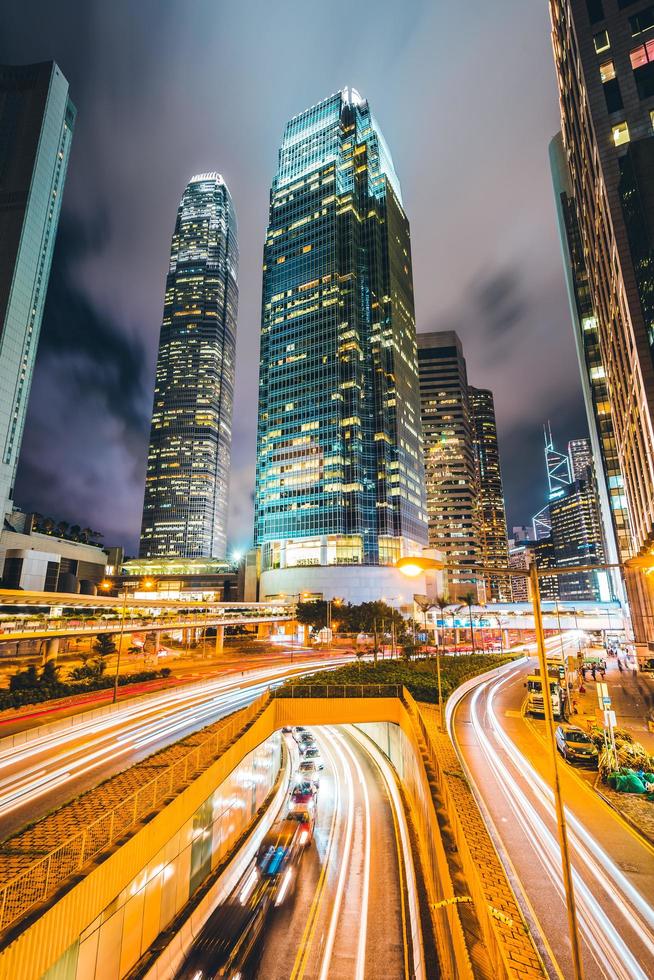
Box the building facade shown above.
[417,331,481,599]
[0,62,75,521]
[568,437,594,482]
[469,386,510,600]
[550,0,654,639]
[140,174,238,560]
[549,478,609,601]
[254,89,428,606]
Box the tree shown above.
[41,660,61,685]
[434,594,451,649]
[94,633,117,658]
[9,664,39,691]
[461,592,477,653]
[296,600,328,630]
[400,636,418,661]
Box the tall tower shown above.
[140,173,238,559]
[417,331,480,599]
[0,62,75,520]
[255,89,427,606]
[469,387,510,601]
[550,1,654,640]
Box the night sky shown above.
[1,0,587,556]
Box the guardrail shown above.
[273,683,403,699]
[0,691,270,936]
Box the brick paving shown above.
[417,702,545,979]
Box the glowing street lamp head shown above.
[396,555,445,577]
[142,578,155,590]
[100,580,112,591]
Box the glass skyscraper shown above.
[255,89,427,604]
[140,173,238,559]
[469,386,510,601]
[0,62,75,520]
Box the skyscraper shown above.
[568,437,594,483]
[549,133,630,580]
[417,332,480,599]
[549,2,654,639]
[140,173,238,560]
[255,89,427,605]
[469,387,510,601]
[0,62,75,520]
[550,480,609,602]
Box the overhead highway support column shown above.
[214,624,224,655]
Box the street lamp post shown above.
[395,555,635,980]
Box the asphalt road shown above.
[255,726,419,980]
[451,651,654,980]
[0,656,352,841]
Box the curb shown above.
[593,774,654,848]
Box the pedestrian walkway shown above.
[574,648,654,752]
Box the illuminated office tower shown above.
[0,62,75,520]
[469,386,510,601]
[568,437,593,483]
[255,89,428,605]
[549,2,654,638]
[140,173,238,559]
[417,332,480,599]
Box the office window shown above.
[587,0,604,22]
[636,61,654,98]
[600,60,616,82]
[604,78,623,112]
[594,30,610,53]
[611,121,630,146]
[630,5,654,36]
[650,108,654,130]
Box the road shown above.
[231,725,422,980]
[0,656,353,841]
[450,650,654,980]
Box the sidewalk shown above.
[573,649,654,753]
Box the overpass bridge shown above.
[0,589,296,650]
[0,673,544,980]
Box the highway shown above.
[0,657,353,841]
[178,724,424,980]
[450,648,654,980]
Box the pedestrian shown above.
[617,658,624,674]
[581,666,587,681]
[591,664,597,681]
[600,664,606,680]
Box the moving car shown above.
[256,818,304,905]
[290,781,316,807]
[292,727,308,742]
[286,806,315,845]
[297,759,320,786]
[555,724,599,767]
[302,746,324,770]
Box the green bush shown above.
[280,653,515,704]
[0,665,174,712]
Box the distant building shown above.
[512,525,532,543]
[418,332,480,599]
[140,173,238,561]
[469,387,510,600]
[0,62,75,520]
[508,542,534,602]
[254,89,427,608]
[117,556,241,601]
[0,516,107,592]
[568,438,593,483]
[549,480,609,602]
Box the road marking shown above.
[289,729,342,980]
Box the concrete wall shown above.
[260,564,428,608]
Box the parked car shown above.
[555,725,599,767]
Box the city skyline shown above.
[1,0,587,554]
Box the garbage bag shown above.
[606,771,618,789]
[615,771,646,793]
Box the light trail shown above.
[0,657,354,834]
[459,668,653,980]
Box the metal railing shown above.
[0,691,270,935]
[273,683,403,699]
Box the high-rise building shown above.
[140,173,238,560]
[549,2,654,639]
[0,62,75,520]
[469,386,510,600]
[568,437,593,482]
[549,479,609,602]
[549,133,630,583]
[417,331,481,599]
[254,89,427,606]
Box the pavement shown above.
[571,648,654,753]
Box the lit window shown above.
[600,60,616,82]
[630,6,654,37]
[594,30,610,53]
[650,109,654,131]
[631,44,649,68]
[611,121,630,146]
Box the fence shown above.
[273,683,403,699]
[0,691,270,935]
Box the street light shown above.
[397,553,597,980]
[100,577,155,703]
